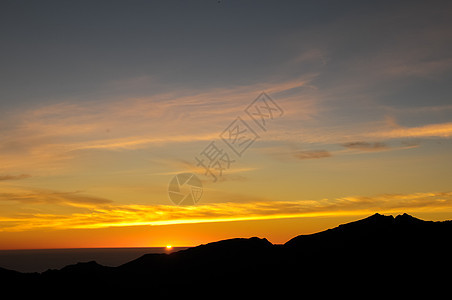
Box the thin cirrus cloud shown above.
[341,141,388,152]
[374,122,452,139]
[283,121,452,147]
[0,76,318,178]
[1,77,312,149]
[1,189,451,232]
[0,174,31,181]
[293,150,332,160]
[0,188,112,206]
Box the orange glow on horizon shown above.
[0,210,450,250]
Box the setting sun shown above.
[166,245,172,250]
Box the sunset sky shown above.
[1,0,452,249]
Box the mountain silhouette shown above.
[285,212,446,251]
[1,213,451,296]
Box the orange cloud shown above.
[0,187,112,206]
[1,189,451,232]
[0,174,31,181]
[0,76,314,175]
[375,122,452,139]
[292,150,332,160]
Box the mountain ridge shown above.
[1,213,451,296]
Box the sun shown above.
[166,245,172,250]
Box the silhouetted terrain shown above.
[1,213,451,296]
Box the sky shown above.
[1,0,452,249]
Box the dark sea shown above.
[0,247,188,273]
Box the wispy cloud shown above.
[0,188,112,206]
[0,77,315,174]
[0,174,31,181]
[293,150,332,160]
[374,122,452,139]
[1,190,451,232]
[342,141,388,152]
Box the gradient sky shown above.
[1,0,452,249]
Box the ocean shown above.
[0,247,188,273]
